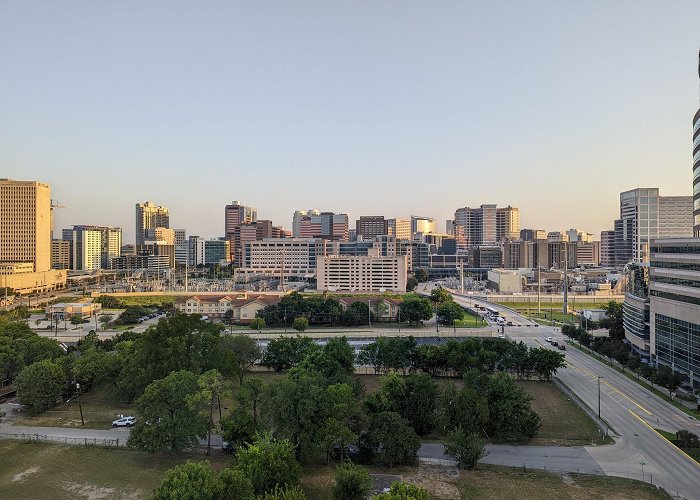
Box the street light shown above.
[597,376,601,418]
[76,382,85,426]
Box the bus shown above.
[485,307,499,317]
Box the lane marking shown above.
[627,409,700,471]
[532,338,653,416]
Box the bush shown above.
[332,462,373,500]
[374,482,428,500]
[293,317,309,332]
[444,426,486,470]
[234,434,301,496]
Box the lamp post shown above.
[597,376,601,418]
[76,382,84,426]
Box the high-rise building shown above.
[387,218,411,240]
[51,239,70,270]
[135,201,169,245]
[147,227,175,245]
[410,216,437,240]
[293,210,348,241]
[520,229,546,241]
[453,205,520,250]
[0,179,51,272]
[600,230,616,267]
[613,188,693,265]
[225,201,257,263]
[694,89,700,236]
[67,225,122,270]
[355,216,388,239]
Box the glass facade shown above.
[655,314,700,378]
[694,108,700,236]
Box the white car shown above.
[545,336,553,343]
[112,416,136,428]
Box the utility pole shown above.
[368,300,371,327]
[537,266,541,314]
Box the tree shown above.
[365,411,419,467]
[406,277,419,292]
[15,359,65,415]
[437,383,489,435]
[220,335,262,384]
[261,336,319,372]
[189,369,229,456]
[398,298,432,326]
[265,368,330,461]
[70,316,85,325]
[153,461,219,500]
[98,314,113,331]
[217,469,255,500]
[374,482,428,500]
[250,317,265,332]
[128,370,208,452]
[429,288,452,305]
[437,301,465,325]
[293,317,309,332]
[600,301,624,341]
[117,314,222,401]
[240,376,265,427]
[528,348,566,381]
[332,462,373,500]
[323,337,355,375]
[655,365,685,400]
[72,349,111,390]
[233,434,301,496]
[413,268,429,283]
[444,426,486,470]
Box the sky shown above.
[2,1,699,242]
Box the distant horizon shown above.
[2,2,699,241]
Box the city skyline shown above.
[2,2,699,239]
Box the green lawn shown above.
[455,310,488,328]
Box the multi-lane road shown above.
[451,292,700,499]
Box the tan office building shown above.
[0,179,51,272]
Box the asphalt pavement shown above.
[451,293,700,500]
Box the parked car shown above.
[551,341,559,347]
[112,416,136,428]
[506,321,514,326]
[558,344,566,351]
[545,336,553,342]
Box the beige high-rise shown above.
[0,179,51,272]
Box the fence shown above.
[0,432,126,448]
[552,376,618,438]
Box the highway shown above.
[451,292,700,500]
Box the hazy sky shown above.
[2,1,699,242]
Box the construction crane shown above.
[50,200,66,237]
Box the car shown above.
[506,321,514,326]
[498,334,505,339]
[545,336,553,342]
[112,416,136,428]
[558,344,566,351]
[551,341,559,347]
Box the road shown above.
[419,442,604,474]
[450,292,700,500]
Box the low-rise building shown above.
[45,301,101,320]
[487,269,523,293]
[174,294,280,323]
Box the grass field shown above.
[516,381,608,445]
[0,441,669,500]
[16,386,135,430]
[496,301,617,325]
[454,311,488,328]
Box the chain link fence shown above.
[0,431,125,448]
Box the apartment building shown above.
[51,239,70,270]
